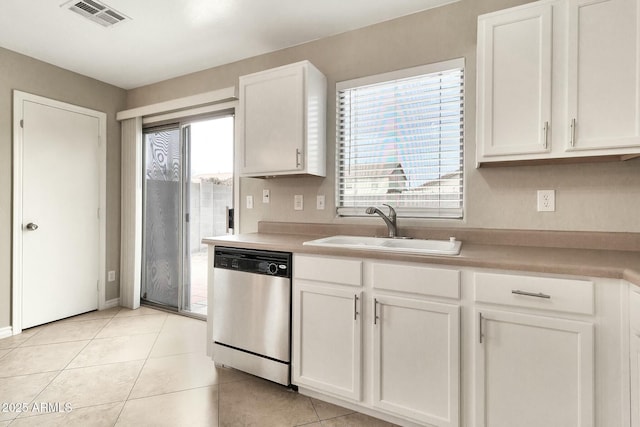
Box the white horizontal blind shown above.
[337,60,464,218]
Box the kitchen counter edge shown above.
[203,233,640,287]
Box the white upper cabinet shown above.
[477,0,640,165]
[477,2,554,159]
[239,61,327,177]
[567,0,640,152]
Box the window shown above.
[336,58,464,218]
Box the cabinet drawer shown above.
[294,255,362,287]
[474,272,593,315]
[630,289,640,332]
[372,262,460,299]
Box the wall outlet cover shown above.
[317,195,325,210]
[246,195,254,209]
[107,271,116,282]
[294,195,304,210]
[537,190,555,212]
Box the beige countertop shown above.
[203,232,640,286]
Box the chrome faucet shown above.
[365,204,397,238]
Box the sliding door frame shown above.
[118,94,238,312]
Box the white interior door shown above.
[20,98,101,328]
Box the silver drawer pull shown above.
[512,290,551,299]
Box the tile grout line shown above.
[124,383,219,402]
[2,308,223,426]
[112,311,170,426]
[308,396,322,425]
[8,309,123,424]
[15,321,113,349]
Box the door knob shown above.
[26,222,39,231]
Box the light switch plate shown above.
[107,271,116,282]
[246,195,254,209]
[294,195,304,210]
[262,189,270,204]
[317,195,325,210]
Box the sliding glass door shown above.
[142,125,182,309]
[142,115,234,317]
[184,117,234,315]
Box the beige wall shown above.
[128,0,640,234]
[2,0,638,329]
[0,47,126,329]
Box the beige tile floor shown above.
[0,307,396,427]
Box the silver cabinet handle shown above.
[570,118,577,147]
[353,295,359,321]
[479,312,483,344]
[543,121,549,149]
[295,148,302,168]
[26,222,39,231]
[512,289,551,299]
[373,298,379,325]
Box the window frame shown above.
[335,58,465,219]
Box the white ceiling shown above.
[0,0,458,89]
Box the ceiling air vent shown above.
[63,0,130,28]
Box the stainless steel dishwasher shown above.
[212,246,292,385]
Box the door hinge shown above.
[185,213,190,223]
[20,119,24,128]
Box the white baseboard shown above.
[0,326,13,339]
[104,298,120,310]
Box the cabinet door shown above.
[477,2,553,159]
[474,309,594,427]
[292,281,362,401]
[567,0,640,151]
[632,332,640,427]
[241,65,304,174]
[372,296,459,427]
[630,289,640,427]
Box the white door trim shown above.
[12,90,107,334]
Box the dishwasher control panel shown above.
[214,247,291,278]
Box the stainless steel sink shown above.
[303,235,462,256]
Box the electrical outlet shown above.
[246,195,254,209]
[262,189,270,204]
[316,195,325,210]
[537,190,555,212]
[294,195,304,211]
[107,271,116,282]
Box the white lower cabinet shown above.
[292,281,362,401]
[630,289,640,427]
[292,254,626,427]
[292,255,363,401]
[373,295,459,427]
[293,255,460,427]
[631,332,640,427]
[474,309,594,427]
